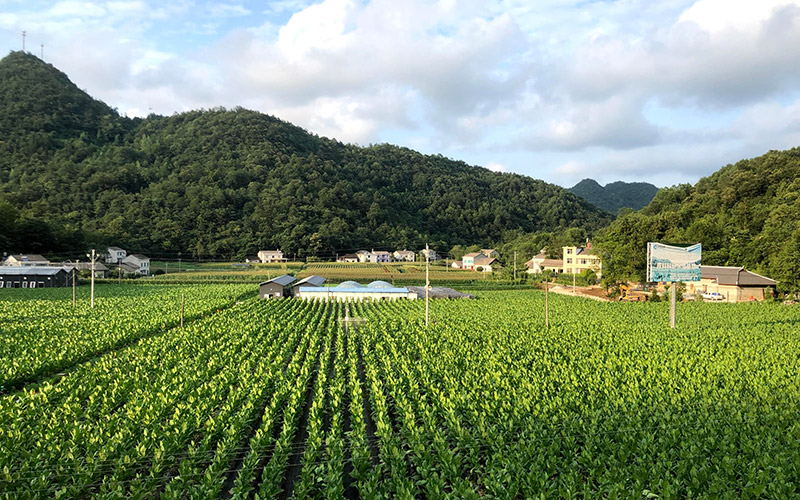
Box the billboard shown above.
[646,242,702,282]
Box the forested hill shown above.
[597,148,800,292]
[569,178,659,214]
[0,51,611,258]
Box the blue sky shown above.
[2,0,800,188]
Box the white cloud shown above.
[678,0,798,34]
[486,161,506,172]
[2,0,800,187]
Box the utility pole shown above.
[573,272,576,294]
[545,272,550,328]
[425,243,430,327]
[513,251,517,281]
[669,282,677,329]
[118,266,122,285]
[72,268,76,307]
[87,249,97,308]
[22,31,26,52]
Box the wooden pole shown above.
[669,283,677,329]
[72,268,76,307]
[425,243,430,327]
[90,249,95,309]
[513,251,517,281]
[545,275,550,328]
[181,293,185,328]
[573,272,576,294]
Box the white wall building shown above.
[257,250,285,263]
[369,250,393,263]
[122,254,150,276]
[106,247,127,264]
[393,250,415,262]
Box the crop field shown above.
[1,288,799,498]
[142,262,489,285]
[299,263,487,282]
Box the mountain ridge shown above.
[0,51,612,258]
[569,178,659,214]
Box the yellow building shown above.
[562,245,602,277]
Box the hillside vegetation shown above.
[0,51,610,258]
[598,148,800,292]
[569,178,659,214]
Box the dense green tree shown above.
[0,51,611,258]
[596,149,800,293]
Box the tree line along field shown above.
[1,286,799,498]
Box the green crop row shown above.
[1,289,799,498]
[0,284,252,390]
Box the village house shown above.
[244,256,260,264]
[337,253,359,263]
[461,252,482,270]
[64,261,110,278]
[562,244,602,277]
[481,249,500,259]
[356,250,371,263]
[420,248,441,261]
[3,254,50,266]
[473,254,498,272]
[369,250,393,263]
[106,247,127,264]
[393,250,416,262]
[683,266,777,302]
[121,254,150,276]
[525,251,564,274]
[451,260,463,269]
[257,250,285,263]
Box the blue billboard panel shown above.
[646,242,702,282]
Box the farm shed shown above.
[296,280,417,302]
[259,274,297,299]
[291,275,327,297]
[682,266,777,302]
[0,267,71,288]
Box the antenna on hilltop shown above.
[41,44,44,60]
[22,30,26,52]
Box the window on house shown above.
[567,258,572,264]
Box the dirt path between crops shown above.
[548,285,612,302]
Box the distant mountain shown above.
[0,51,612,258]
[569,179,659,214]
[596,148,800,293]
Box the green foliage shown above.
[596,148,800,292]
[2,290,799,497]
[0,52,610,258]
[569,178,659,214]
